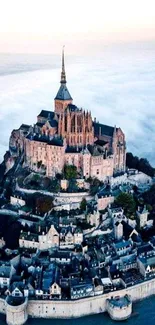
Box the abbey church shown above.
[9,49,126,181]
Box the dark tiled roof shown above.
[87,144,103,156]
[26,134,63,146]
[42,264,60,291]
[36,119,58,128]
[93,122,118,138]
[37,110,55,119]
[19,231,39,242]
[55,84,72,101]
[48,119,58,128]
[36,122,44,127]
[94,139,108,146]
[137,244,154,255]
[130,233,142,243]
[65,146,83,153]
[114,240,132,250]
[50,251,71,259]
[122,221,133,239]
[67,104,78,111]
[20,124,31,130]
[0,266,11,277]
[97,185,112,198]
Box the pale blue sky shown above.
[0,0,155,53]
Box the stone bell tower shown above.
[54,47,73,114]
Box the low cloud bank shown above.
[0,47,155,165]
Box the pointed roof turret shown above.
[55,46,72,102]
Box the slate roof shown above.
[65,146,83,153]
[109,264,121,279]
[130,232,142,243]
[94,139,108,146]
[19,231,39,242]
[114,240,132,251]
[37,110,55,119]
[0,265,11,277]
[42,263,60,291]
[20,124,31,130]
[55,84,72,101]
[138,254,155,268]
[137,243,154,256]
[122,221,134,239]
[93,122,118,138]
[87,144,103,156]
[11,281,25,292]
[26,134,63,146]
[97,185,112,198]
[50,251,71,260]
[67,103,78,111]
[48,119,58,128]
[36,122,44,127]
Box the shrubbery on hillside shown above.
[126,152,155,177]
[115,192,136,218]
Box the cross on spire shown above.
[61,45,66,84]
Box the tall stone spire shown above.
[61,46,66,84]
[54,47,73,113]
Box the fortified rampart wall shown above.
[16,184,93,204]
[27,279,155,318]
[0,278,155,324]
[5,298,28,325]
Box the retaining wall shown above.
[0,278,155,321]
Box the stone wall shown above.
[0,298,6,314]
[54,192,93,205]
[16,184,93,204]
[1,279,155,322]
[26,278,155,318]
[5,297,28,325]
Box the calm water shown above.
[0,296,155,324]
[0,43,155,164]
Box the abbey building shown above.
[9,49,126,180]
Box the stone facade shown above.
[9,50,126,180]
[97,195,114,211]
[5,297,28,325]
[114,221,123,241]
[136,206,148,228]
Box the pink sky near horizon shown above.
[0,0,155,54]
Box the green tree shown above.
[115,192,136,217]
[64,165,77,180]
[36,196,54,214]
[143,184,155,207]
[89,177,103,195]
[80,198,87,211]
[126,152,155,177]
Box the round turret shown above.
[106,294,132,321]
[5,296,28,325]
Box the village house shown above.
[137,254,155,278]
[136,206,149,229]
[0,265,11,288]
[113,240,133,257]
[39,225,59,250]
[19,231,39,249]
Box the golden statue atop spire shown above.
[61,45,66,84]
